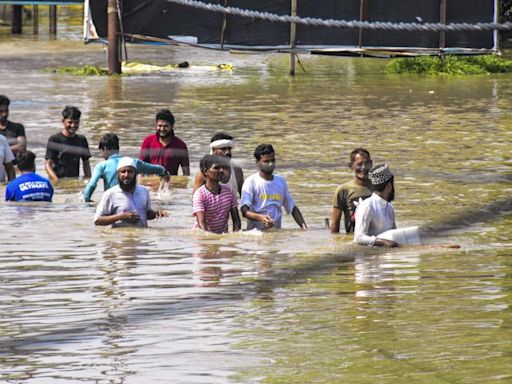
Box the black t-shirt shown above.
[0,120,25,146]
[45,132,91,178]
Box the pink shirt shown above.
[192,185,238,233]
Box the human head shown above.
[155,109,175,139]
[98,133,120,159]
[199,154,226,182]
[254,144,276,175]
[348,148,372,183]
[117,157,137,191]
[16,150,36,172]
[61,106,81,137]
[0,95,10,124]
[210,132,234,158]
[369,163,395,201]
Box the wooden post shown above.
[33,5,39,35]
[220,0,228,49]
[439,0,446,51]
[49,5,57,35]
[108,0,121,74]
[289,0,297,76]
[11,5,22,34]
[358,0,366,51]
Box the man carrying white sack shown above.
[353,163,420,248]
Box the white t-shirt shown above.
[94,184,152,227]
[241,172,295,230]
[353,193,396,246]
[0,135,15,182]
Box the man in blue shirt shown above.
[5,150,53,202]
[83,133,170,202]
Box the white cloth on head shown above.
[0,135,15,182]
[209,139,233,154]
[353,192,396,246]
[117,156,136,170]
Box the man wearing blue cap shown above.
[94,157,167,227]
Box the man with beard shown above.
[192,132,244,197]
[240,144,307,231]
[353,163,399,247]
[45,106,91,180]
[0,95,27,158]
[94,157,168,228]
[139,109,190,175]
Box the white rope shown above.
[165,0,512,32]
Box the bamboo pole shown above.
[11,5,22,34]
[289,0,297,76]
[108,0,121,74]
[439,0,446,51]
[49,5,57,35]
[33,5,38,35]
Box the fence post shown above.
[289,0,297,76]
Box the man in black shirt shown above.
[45,106,91,180]
[0,95,27,158]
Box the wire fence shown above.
[165,0,512,32]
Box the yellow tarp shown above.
[121,61,233,74]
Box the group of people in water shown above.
[1,94,411,248]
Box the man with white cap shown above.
[353,163,399,247]
[192,132,244,197]
[94,157,167,227]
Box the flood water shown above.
[1,8,512,384]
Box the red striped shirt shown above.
[192,185,238,233]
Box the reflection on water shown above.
[1,14,511,383]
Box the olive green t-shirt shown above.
[332,179,372,233]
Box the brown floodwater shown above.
[0,7,511,384]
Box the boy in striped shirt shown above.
[193,155,241,233]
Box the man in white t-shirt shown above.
[241,144,307,231]
[0,134,15,182]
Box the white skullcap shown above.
[369,163,393,185]
[117,157,137,171]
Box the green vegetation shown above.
[46,65,110,76]
[385,55,512,75]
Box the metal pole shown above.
[49,5,57,35]
[33,5,38,35]
[358,0,366,52]
[289,0,297,76]
[108,0,121,75]
[11,5,22,34]
[439,0,446,50]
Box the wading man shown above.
[45,106,91,180]
[0,95,27,158]
[94,157,168,228]
[241,144,307,231]
[139,109,190,175]
[83,133,170,202]
[5,150,53,202]
[192,132,244,197]
[330,148,373,234]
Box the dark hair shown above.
[372,176,394,192]
[0,95,10,107]
[253,144,275,160]
[199,154,228,175]
[155,109,175,125]
[62,105,81,120]
[16,150,36,171]
[98,133,120,151]
[210,132,233,142]
[348,147,371,168]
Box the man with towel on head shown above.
[354,163,421,247]
[94,157,167,228]
[192,132,244,197]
